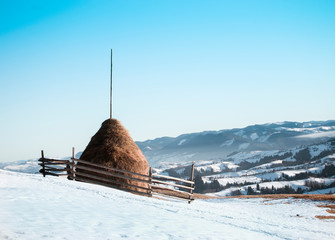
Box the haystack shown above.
[78,118,149,193]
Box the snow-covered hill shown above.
[160,138,335,196]
[0,169,334,240]
[137,120,335,167]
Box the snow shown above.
[275,127,308,132]
[250,133,259,140]
[238,143,250,150]
[251,160,283,170]
[228,150,280,164]
[0,160,40,174]
[321,126,333,131]
[306,187,335,194]
[258,180,308,191]
[303,123,313,127]
[296,131,335,139]
[219,139,234,147]
[1,169,335,240]
[257,135,271,143]
[234,130,245,137]
[178,139,187,146]
[196,161,238,173]
[309,143,332,158]
[213,177,335,197]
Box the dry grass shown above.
[191,194,335,202]
[224,194,335,201]
[315,215,335,220]
[326,209,335,214]
[193,193,218,199]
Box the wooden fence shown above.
[39,149,195,203]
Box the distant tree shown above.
[230,189,242,196]
[281,173,288,180]
[260,187,272,194]
[247,186,255,195]
[194,175,205,193]
[209,179,222,192]
[165,168,181,178]
[296,187,303,194]
[321,164,335,177]
[183,165,193,178]
[256,183,260,191]
[294,148,311,164]
[305,180,327,191]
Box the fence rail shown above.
[39,149,195,203]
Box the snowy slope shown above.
[1,169,335,240]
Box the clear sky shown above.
[1,0,335,162]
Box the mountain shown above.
[136,120,335,168]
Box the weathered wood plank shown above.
[38,159,70,163]
[75,172,150,191]
[151,179,194,190]
[41,171,69,177]
[75,159,150,179]
[152,191,194,202]
[41,150,45,177]
[151,185,193,196]
[39,162,69,166]
[75,164,150,184]
[188,164,195,203]
[148,167,152,196]
[44,167,68,172]
[152,174,194,184]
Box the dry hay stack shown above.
[78,118,149,193]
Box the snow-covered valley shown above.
[159,138,335,197]
[1,169,334,240]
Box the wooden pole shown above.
[110,48,113,119]
[188,164,195,203]
[71,147,75,180]
[148,167,152,197]
[41,150,45,177]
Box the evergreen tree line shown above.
[281,164,335,180]
[237,152,293,171]
[237,148,335,171]
[193,175,223,193]
[194,164,335,194]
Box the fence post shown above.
[41,150,45,177]
[148,167,152,197]
[71,147,75,180]
[188,164,195,203]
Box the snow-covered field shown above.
[1,169,334,240]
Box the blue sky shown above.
[1,0,335,162]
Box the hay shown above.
[78,118,149,193]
